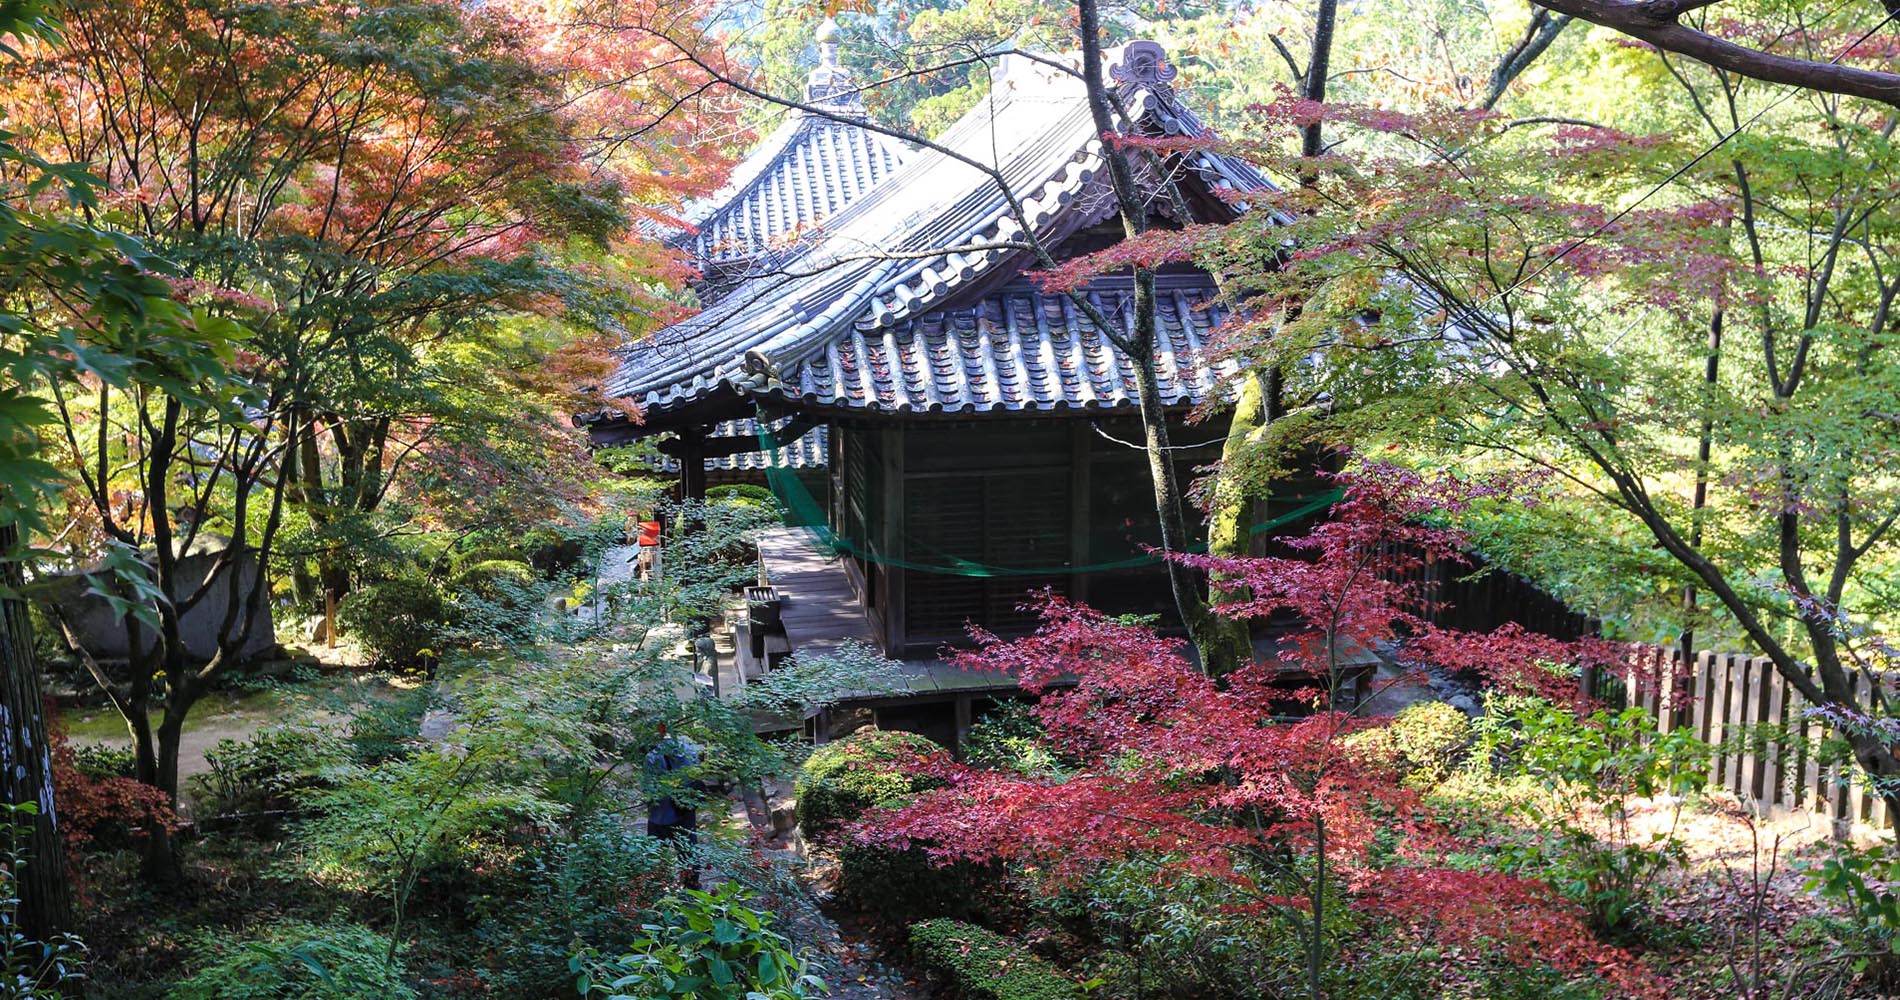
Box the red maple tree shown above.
[857,465,1656,996]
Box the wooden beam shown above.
[656,414,822,460]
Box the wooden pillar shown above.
[828,420,843,533]
[878,426,906,655]
[679,426,708,502]
[1069,421,1091,602]
[954,694,973,758]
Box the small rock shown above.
[770,802,798,837]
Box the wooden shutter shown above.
[902,469,1070,643]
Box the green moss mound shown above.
[909,920,1082,1000]
[794,728,947,844]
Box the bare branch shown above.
[1476,9,1574,110]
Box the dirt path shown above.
[57,670,411,812]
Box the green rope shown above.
[753,412,1339,578]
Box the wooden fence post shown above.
[1827,670,1855,839]
[1755,661,1786,821]
[1689,651,1714,744]
[1592,644,1894,834]
[1744,655,1773,808]
[1706,654,1734,789]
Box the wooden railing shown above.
[1583,647,1895,834]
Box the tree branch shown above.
[1476,9,1574,110]
[1537,0,1900,105]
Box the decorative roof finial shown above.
[816,15,840,64]
[804,15,862,114]
[1110,40,1178,87]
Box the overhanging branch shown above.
[1538,0,1900,105]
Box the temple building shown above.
[585,30,1273,663]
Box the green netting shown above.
[754,411,1340,578]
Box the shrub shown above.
[837,839,1009,928]
[1487,702,1709,938]
[577,882,824,1000]
[345,686,435,765]
[2,803,86,997]
[908,920,1081,1000]
[449,544,527,576]
[478,821,679,996]
[655,496,780,603]
[1039,856,1302,999]
[794,728,947,843]
[49,730,178,853]
[191,727,334,832]
[172,920,415,1000]
[706,483,775,506]
[450,559,537,603]
[448,560,545,644]
[67,742,135,781]
[1340,725,1401,770]
[524,529,586,579]
[1805,841,1900,991]
[1390,701,1471,784]
[338,577,449,669]
[964,701,1064,777]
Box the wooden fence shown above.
[1583,647,1895,835]
[1375,546,1599,641]
[1363,543,1894,834]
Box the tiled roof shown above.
[658,21,909,284]
[667,114,908,272]
[769,276,1235,413]
[597,41,1274,426]
[652,418,829,472]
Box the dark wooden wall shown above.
[830,414,1227,657]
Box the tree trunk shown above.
[0,524,75,943]
[1300,0,1340,160]
[1679,309,1722,663]
[1124,277,1223,668]
[1075,1,1232,672]
[138,709,186,884]
[1204,375,1266,674]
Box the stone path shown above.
[724,789,921,1000]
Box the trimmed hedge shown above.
[837,840,1010,927]
[451,558,537,602]
[794,728,946,844]
[1390,700,1471,782]
[707,483,776,506]
[337,576,448,668]
[909,920,1082,1000]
